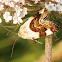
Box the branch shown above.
[45,35,52,62]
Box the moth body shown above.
[18,8,59,40]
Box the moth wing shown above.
[18,17,39,40]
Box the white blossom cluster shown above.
[0,0,27,24]
[0,0,41,24]
[45,2,62,12]
[0,0,25,5]
[32,0,40,4]
[51,0,62,4]
[0,0,62,24]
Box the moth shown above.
[18,8,59,40]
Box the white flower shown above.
[32,0,40,4]
[2,0,9,5]
[15,5,22,13]
[52,0,60,2]
[13,20,18,24]
[3,11,12,22]
[13,7,27,24]
[13,0,19,2]
[0,4,4,11]
[45,2,56,11]
[60,0,62,3]
[0,18,2,23]
[55,4,62,11]
[19,0,25,5]
[15,7,27,18]
[52,0,62,4]
[13,17,23,24]
[0,0,2,2]
[20,7,27,18]
[18,17,23,23]
[13,13,23,24]
[16,12,20,16]
[45,2,62,12]
[8,1,15,7]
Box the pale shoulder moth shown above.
[18,8,59,40]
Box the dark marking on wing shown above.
[30,16,47,37]
[29,8,58,37]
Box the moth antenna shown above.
[10,38,18,58]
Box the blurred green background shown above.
[0,11,62,62]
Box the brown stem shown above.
[45,35,52,62]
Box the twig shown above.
[45,35,52,62]
[0,24,17,35]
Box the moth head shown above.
[39,8,48,14]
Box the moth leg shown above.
[54,34,59,41]
[34,39,43,44]
[10,38,18,58]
